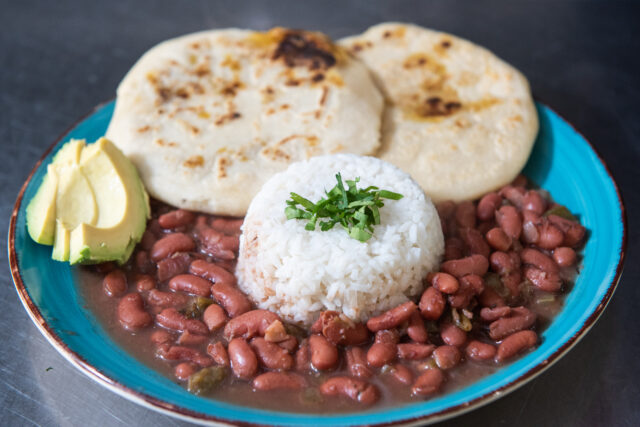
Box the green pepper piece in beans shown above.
[451,308,472,332]
[544,205,577,221]
[187,366,227,395]
[183,297,214,319]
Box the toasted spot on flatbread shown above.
[184,155,204,168]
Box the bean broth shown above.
[78,179,584,413]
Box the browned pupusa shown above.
[106,28,383,216]
[339,23,539,203]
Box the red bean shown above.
[496,205,522,239]
[553,247,577,267]
[420,287,446,320]
[547,215,586,247]
[480,306,512,322]
[197,227,238,260]
[440,323,467,347]
[485,227,512,251]
[477,192,502,222]
[412,368,444,396]
[489,307,537,340]
[397,343,435,360]
[156,253,191,282]
[195,215,209,228]
[277,336,298,353]
[441,254,489,278]
[433,345,461,370]
[189,259,237,287]
[466,341,497,361]
[169,274,212,297]
[228,338,258,379]
[366,301,417,332]
[313,311,369,345]
[490,251,519,274]
[522,191,547,215]
[160,346,212,367]
[150,233,195,262]
[460,228,491,258]
[155,308,208,335]
[431,273,459,295]
[407,311,428,343]
[367,330,398,368]
[455,201,476,229]
[461,274,485,295]
[134,274,156,292]
[210,217,243,235]
[206,341,230,366]
[203,304,227,331]
[117,293,152,330]
[320,377,380,405]
[390,364,413,385]
[521,248,559,274]
[495,330,537,363]
[146,289,189,308]
[224,310,280,340]
[174,362,197,381]
[447,278,476,309]
[158,209,195,229]
[524,267,562,292]
[212,282,251,317]
[346,347,372,379]
[250,337,294,370]
[103,270,127,297]
[252,372,306,391]
[499,185,525,208]
[177,330,207,346]
[537,222,564,250]
[309,334,339,370]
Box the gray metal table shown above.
[2,1,638,426]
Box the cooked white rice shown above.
[236,154,444,325]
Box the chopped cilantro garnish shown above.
[285,173,403,242]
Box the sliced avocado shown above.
[26,165,59,245]
[56,165,98,229]
[26,139,85,245]
[68,138,149,264]
[52,139,84,165]
[51,220,71,261]
[26,137,148,265]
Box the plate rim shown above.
[7,100,628,427]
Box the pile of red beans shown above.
[96,175,586,406]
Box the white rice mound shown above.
[236,154,444,325]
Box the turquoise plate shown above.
[8,101,626,426]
